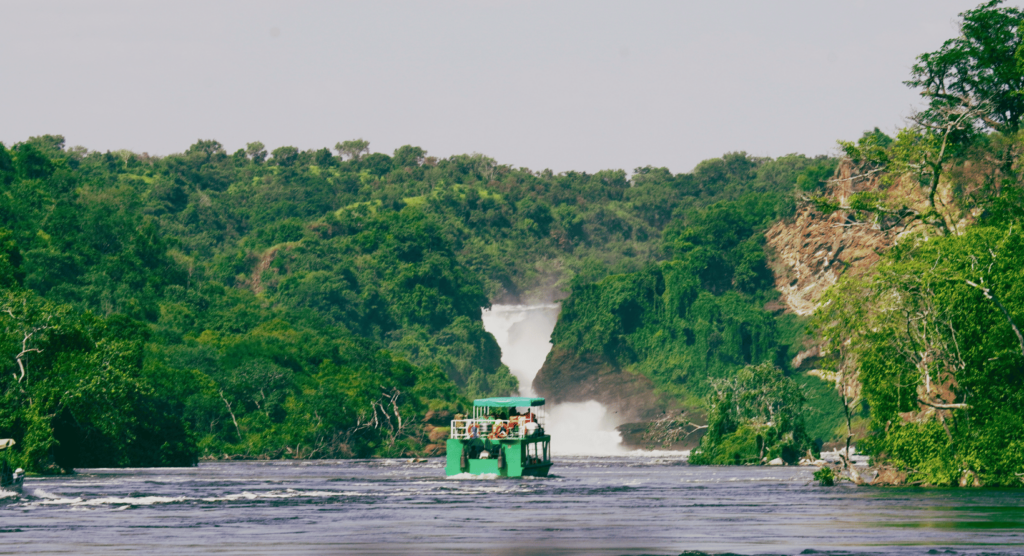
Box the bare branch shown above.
[825,166,887,184]
[219,390,243,442]
[917,398,970,410]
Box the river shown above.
[3,457,1024,555]
[3,305,1022,555]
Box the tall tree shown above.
[823,2,1024,236]
[906,0,1024,137]
[336,139,370,161]
[245,141,267,164]
[906,0,1024,184]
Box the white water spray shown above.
[481,304,625,456]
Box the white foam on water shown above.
[29,488,84,505]
[17,488,384,508]
[31,488,63,499]
[446,472,500,480]
[78,496,188,506]
[623,449,690,459]
[482,304,626,456]
[546,400,625,456]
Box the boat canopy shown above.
[473,397,545,408]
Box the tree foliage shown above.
[0,129,840,469]
[816,223,1024,485]
[689,362,815,465]
[906,0,1024,137]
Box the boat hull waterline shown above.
[445,436,552,477]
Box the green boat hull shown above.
[445,435,552,477]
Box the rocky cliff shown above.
[765,159,914,317]
[533,346,677,422]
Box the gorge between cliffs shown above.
[481,303,628,456]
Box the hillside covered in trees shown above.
[0,116,837,471]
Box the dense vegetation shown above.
[546,153,839,458]
[806,0,1024,486]
[817,223,1024,485]
[0,140,499,469]
[689,362,814,465]
[0,119,837,470]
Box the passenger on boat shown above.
[468,421,480,439]
[525,420,538,436]
[488,420,508,439]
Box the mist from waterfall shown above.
[481,304,624,456]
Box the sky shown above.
[0,0,1013,174]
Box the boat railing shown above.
[450,418,538,440]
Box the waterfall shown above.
[481,304,624,456]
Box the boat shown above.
[445,397,552,477]
[0,439,23,493]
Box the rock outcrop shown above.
[765,156,975,316]
[765,159,909,316]
[532,347,676,423]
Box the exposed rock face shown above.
[532,347,675,423]
[765,159,915,316]
[790,346,820,371]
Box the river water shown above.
[4,305,1022,554]
[3,457,1024,555]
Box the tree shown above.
[336,139,370,161]
[270,146,298,167]
[689,362,814,465]
[907,1,1024,137]
[817,222,1024,485]
[186,140,226,159]
[906,0,1024,182]
[835,124,982,235]
[813,278,869,476]
[0,229,23,288]
[817,3,1024,237]
[246,141,267,164]
[392,145,426,168]
[0,143,15,186]
[15,143,54,181]
[0,290,196,471]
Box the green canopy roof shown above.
[473,397,545,408]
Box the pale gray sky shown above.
[0,1,1008,174]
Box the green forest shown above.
[0,116,835,471]
[3,0,1024,488]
